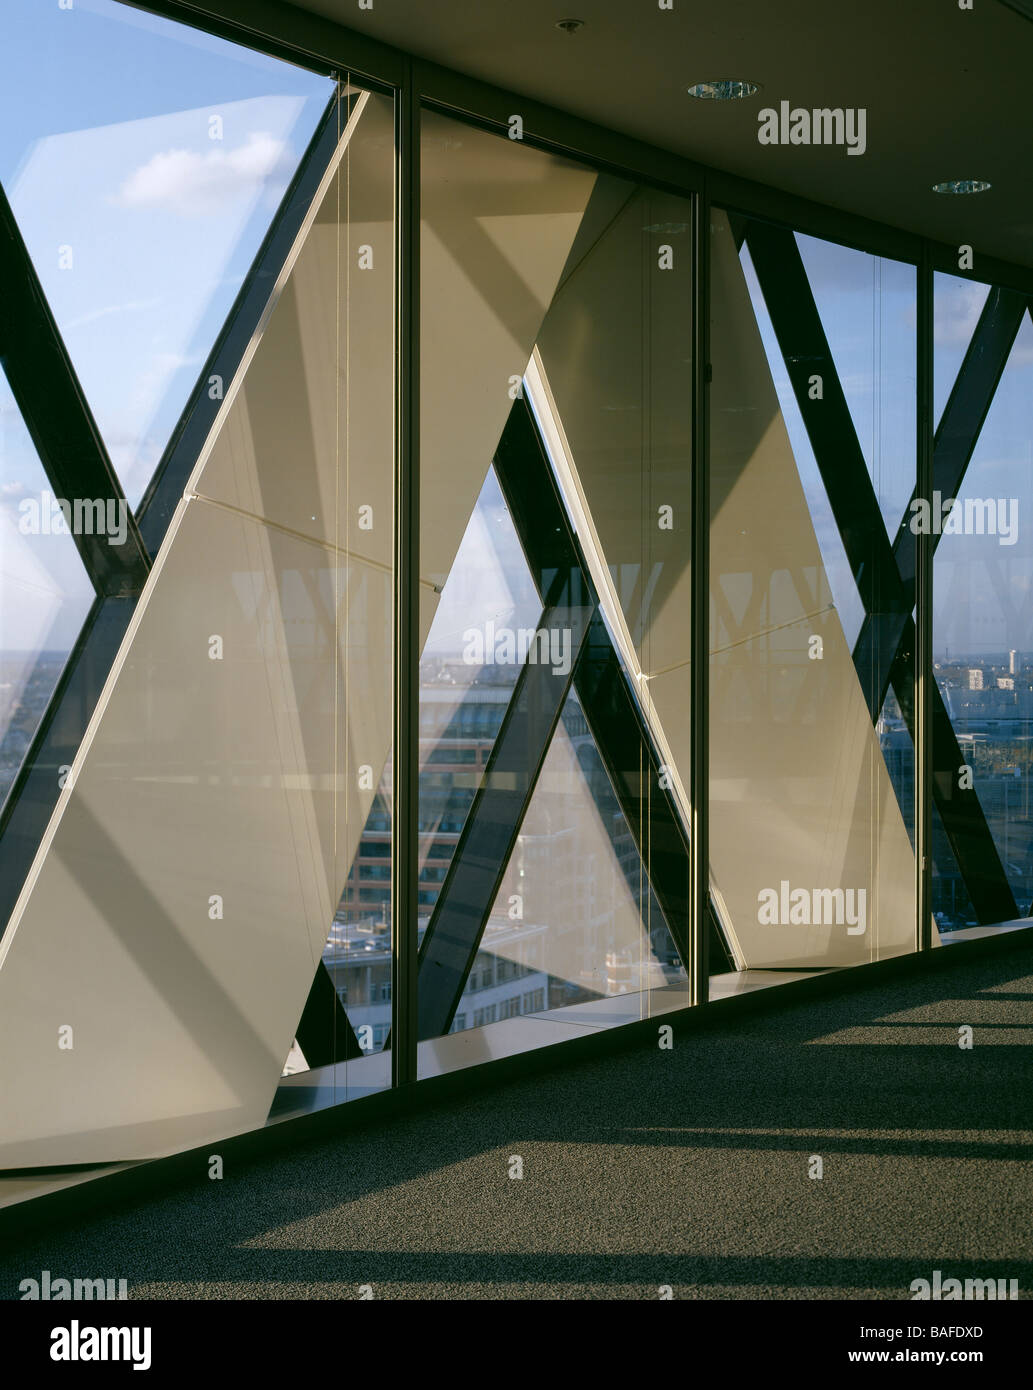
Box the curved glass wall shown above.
[2,0,1031,1191]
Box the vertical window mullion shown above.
[916,248,935,952]
[391,65,420,1084]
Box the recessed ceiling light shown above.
[555,18,585,33]
[687,80,760,100]
[932,179,992,194]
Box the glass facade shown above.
[709,211,919,980]
[932,273,1033,930]
[416,110,692,1069]
[0,47,397,1161]
[0,0,1030,1179]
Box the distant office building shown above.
[968,669,985,690]
[320,916,552,1051]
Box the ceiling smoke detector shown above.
[555,18,585,34]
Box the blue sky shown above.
[0,0,332,657]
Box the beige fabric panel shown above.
[0,499,358,1165]
[419,109,597,593]
[535,182,693,677]
[198,91,396,574]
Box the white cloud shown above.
[115,132,292,215]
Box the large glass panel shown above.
[417,108,693,1073]
[0,81,396,1166]
[0,365,95,808]
[329,461,540,1059]
[709,209,919,992]
[0,0,334,505]
[932,274,1033,935]
[197,84,398,1091]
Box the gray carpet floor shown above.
[2,950,1032,1300]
